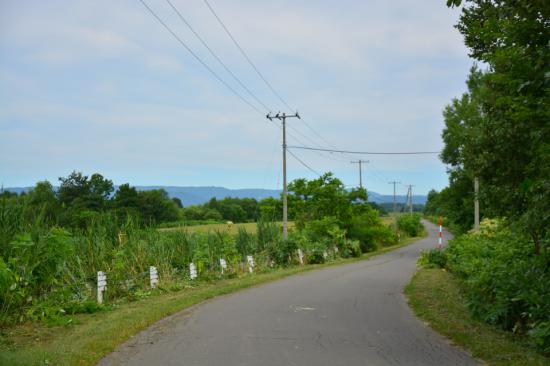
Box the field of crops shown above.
[160,221,295,235]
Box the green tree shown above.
[57,171,114,227]
[443,1,550,253]
[58,171,113,211]
[24,181,60,225]
[172,197,183,208]
[137,189,179,224]
[288,173,353,229]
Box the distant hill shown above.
[3,186,426,206]
[367,191,426,205]
[134,186,282,206]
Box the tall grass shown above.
[0,203,289,326]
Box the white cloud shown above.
[0,0,471,192]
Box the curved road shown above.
[99,220,478,366]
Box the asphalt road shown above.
[99,220,478,366]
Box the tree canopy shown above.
[440,0,550,252]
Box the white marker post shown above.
[297,249,304,265]
[149,266,158,289]
[97,271,107,304]
[323,251,328,260]
[189,263,198,280]
[246,255,254,273]
[438,216,443,249]
[219,258,227,274]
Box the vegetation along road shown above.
[98,220,478,366]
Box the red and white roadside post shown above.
[437,216,443,249]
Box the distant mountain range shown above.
[3,186,427,206]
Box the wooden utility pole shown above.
[406,185,414,214]
[266,112,300,240]
[388,181,401,213]
[351,160,369,189]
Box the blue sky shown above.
[0,0,472,195]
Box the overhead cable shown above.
[287,149,322,176]
[287,145,441,155]
[138,0,263,115]
[165,0,271,112]
[202,0,293,111]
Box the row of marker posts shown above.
[96,255,256,304]
[96,246,342,304]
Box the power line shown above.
[287,145,441,155]
[299,119,340,150]
[164,0,271,112]
[287,149,322,176]
[202,0,293,111]
[287,123,325,149]
[138,0,263,115]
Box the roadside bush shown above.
[266,236,297,266]
[446,220,550,353]
[303,217,340,243]
[340,239,362,258]
[419,248,447,268]
[397,214,423,237]
[348,223,397,252]
[306,245,326,264]
[0,228,74,325]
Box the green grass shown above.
[380,215,395,226]
[0,234,425,366]
[405,268,550,366]
[159,221,295,235]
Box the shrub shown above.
[340,239,362,258]
[266,236,297,266]
[307,247,326,264]
[303,217,340,243]
[445,223,550,353]
[419,248,447,268]
[397,214,423,237]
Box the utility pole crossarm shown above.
[266,112,301,241]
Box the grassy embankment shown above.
[406,268,550,366]
[1,220,423,366]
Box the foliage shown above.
[340,239,362,258]
[235,227,256,258]
[419,248,447,268]
[0,171,400,326]
[288,173,356,229]
[256,218,281,252]
[347,212,397,252]
[2,172,182,229]
[441,1,550,253]
[136,189,180,224]
[397,214,423,237]
[445,220,550,353]
[423,171,475,234]
[406,267,550,366]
